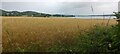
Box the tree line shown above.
[0,9,75,17]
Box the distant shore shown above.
[1,16,115,20]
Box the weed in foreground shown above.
[49,25,120,54]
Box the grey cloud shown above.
[1,0,119,2]
[1,2,118,15]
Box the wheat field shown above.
[2,17,116,52]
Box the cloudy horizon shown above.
[1,2,118,15]
[1,0,119,2]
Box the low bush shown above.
[49,25,120,54]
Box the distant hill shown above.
[0,9,75,17]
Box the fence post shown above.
[118,1,120,26]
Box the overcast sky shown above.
[1,0,119,15]
[1,0,119,2]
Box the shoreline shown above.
[1,16,115,20]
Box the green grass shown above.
[48,25,120,53]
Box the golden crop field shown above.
[2,17,117,52]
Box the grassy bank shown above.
[49,25,120,53]
[2,17,117,52]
